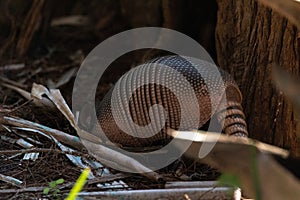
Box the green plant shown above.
[217,146,261,200]
[66,168,90,200]
[43,178,64,199]
[217,173,241,197]
[217,173,241,188]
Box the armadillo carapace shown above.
[96,55,248,147]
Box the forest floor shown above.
[0,31,220,199]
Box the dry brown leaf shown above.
[169,130,300,200]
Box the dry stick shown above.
[1,83,32,100]
[0,173,130,194]
[44,88,164,182]
[169,130,300,199]
[87,173,130,185]
[0,187,233,200]
[0,148,88,158]
[0,116,85,151]
[0,173,22,187]
[0,76,26,89]
[165,181,218,189]
[0,99,33,116]
[1,82,55,109]
[2,83,164,182]
[76,187,232,199]
[81,139,165,183]
[0,116,164,183]
[0,187,45,194]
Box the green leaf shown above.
[49,181,57,188]
[53,189,58,195]
[56,178,64,185]
[43,187,50,195]
[217,173,241,188]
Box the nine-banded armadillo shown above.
[96,55,248,147]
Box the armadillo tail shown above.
[216,101,248,137]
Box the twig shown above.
[0,76,26,89]
[0,148,87,158]
[0,116,85,151]
[87,173,130,185]
[1,99,33,116]
[165,181,217,189]
[0,173,23,187]
[76,187,232,199]
[0,187,45,194]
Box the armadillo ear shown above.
[225,85,243,103]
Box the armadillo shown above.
[96,55,248,147]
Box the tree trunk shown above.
[216,0,300,156]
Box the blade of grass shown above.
[66,168,90,200]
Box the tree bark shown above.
[216,0,300,156]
